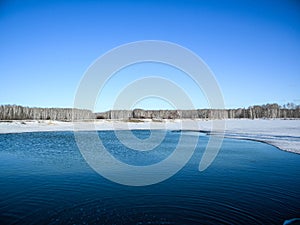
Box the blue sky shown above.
[0,0,299,111]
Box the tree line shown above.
[0,103,299,121]
[0,105,93,121]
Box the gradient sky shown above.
[1,0,299,111]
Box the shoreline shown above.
[0,119,300,154]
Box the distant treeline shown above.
[1,103,300,121]
[96,104,300,120]
[0,105,93,121]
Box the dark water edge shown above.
[0,130,300,225]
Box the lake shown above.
[0,130,299,224]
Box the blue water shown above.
[0,130,300,224]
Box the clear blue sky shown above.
[1,0,299,111]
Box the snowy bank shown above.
[0,119,299,154]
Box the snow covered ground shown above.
[0,119,299,154]
[199,119,300,154]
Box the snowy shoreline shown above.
[0,119,300,154]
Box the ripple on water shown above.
[0,131,300,224]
